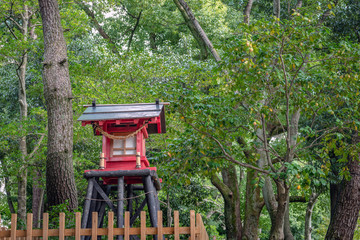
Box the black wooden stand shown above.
[81,170,161,240]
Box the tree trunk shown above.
[243,0,254,24]
[325,133,360,239]
[4,176,15,214]
[38,0,78,211]
[32,170,44,228]
[17,4,29,226]
[211,167,242,240]
[242,168,263,240]
[295,0,303,10]
[149,33,157,51]
[257,127,282,238]
[280,109,300,239]
[173,0,221,62]
[273,0,281,19]
[269,181,288,240]
[304,191,319,240]
[284,194,294,240]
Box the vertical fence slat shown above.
[108,211,114,240]
[157,211,163,239]
[124,211,130,240]
[140,211,146,240]
[92,212,98,240]
[174,211,179,240]
[26,213,33,240]
[10,214,17,240]
[75,212,81,240]
[197,213,206,240]
[196,213,201,240]
[59,212,65,240]
[190,211,195,240]
[42,213,48,240]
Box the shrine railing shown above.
[0,210,209,240]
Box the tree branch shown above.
[4,20,18,39]
[76,1,121,56]
[28,126,47,160]
[318,0,339,25]
[182,116,269,174]
[174,0,221,62]
[5,15,23,31]
[261,115,277,172]
[127,10,142,52]
[210,173,232,202]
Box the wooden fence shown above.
[0,210,209,240]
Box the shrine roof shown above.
[77,103,167,122]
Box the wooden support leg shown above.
[81,178,94,240]
[143,175,158,240]
[130,198,147,225]
[97,185,111,240]
[154,190,160,213]
[88,185,98,228]
[98,185,112,228]
[93,180,116,212]
[117,176,124,240]
[127,184,134,219]
[82,178,94,229]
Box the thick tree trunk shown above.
[325,133,360,239]
[269,181,288,240]
[38,0,78,211]
[211,167,242,240]
[304,191,319,240]
[173,0,221,62]
[222,167,242,240]
[242,168,263,240]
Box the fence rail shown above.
[0,210,209,240]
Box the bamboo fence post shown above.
[140,211,146,240]
[108,211,114,240]
[75,212,81,240]
[174,211,179,240]
[190,211,195,240]
[26,213,33,240]
[124,211,130,240]
[10,214,16,240]
[92,212,98,240]
[157,211,163,239]
[42,213,48,240]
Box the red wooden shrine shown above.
[78,101,167,185]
